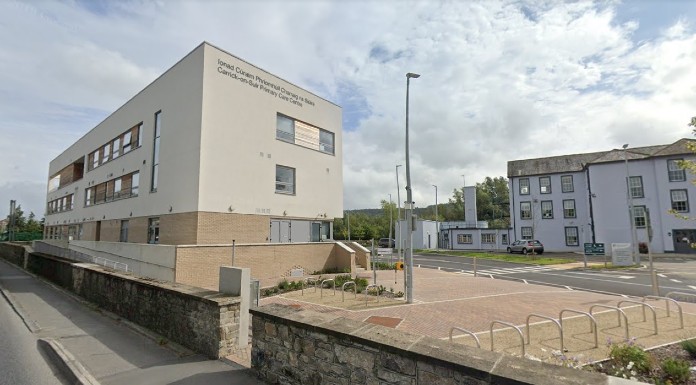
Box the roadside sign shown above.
[583,243,605,256]
[611,243,633,266]
[377,248,393,255]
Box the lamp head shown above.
[406,72,421,79]
[622,144,629,149]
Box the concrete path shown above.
[0,259,263,385]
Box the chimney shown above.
[464,186,477,224]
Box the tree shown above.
[4,204,43,235]
[445,176,511,227]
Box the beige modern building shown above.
[44,42,343,245]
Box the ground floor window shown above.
[565,227,579,246]
[120,220,129,242]
[501,234,508,245]
[671,190,689,213]
[521,227,532,240]
[633,206,647,228]
[147,217,160,244]
[457,234,472,244]
[481,233,496,243]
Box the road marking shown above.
[567,271,636,279]
[460,266,556,276]
[658,273,667,278]
[523,279,528,284]
[689,286,696,291]
[670,279,682,283]
[565,286,573,290]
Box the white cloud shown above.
[1,0,695,218]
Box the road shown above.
[0,288,64,385]
[379,252,696,298]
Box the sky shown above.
[1,0,696,219]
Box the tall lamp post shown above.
[623,144,639,265]
[396,165,403,261]
[432,184,438,250]
[405,72,420,304]
[388,194,393,259]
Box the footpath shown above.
[0,259,264,385]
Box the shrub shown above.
[639,242,648,254]
[278,279,289,290]
[680,338,696,359]
[609,340,652,376]
[661,358,691,384]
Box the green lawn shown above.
[415,249,569,265]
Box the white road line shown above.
[689,286,696,291]
[670,279,682,283]
[565,286,573,290]
[658,273,667,278]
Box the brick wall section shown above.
[99,219,121,242]
[127,217,149,243]
[251,304,613,385]
[175,243,350,290]
[0,242,27,267]
[195,212,269,244]
[160,212,199,245]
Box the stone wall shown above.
[27,252,74,290]
[251,304,614,385]
[0,242,27,267]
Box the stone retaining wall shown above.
[251,304,616,385]
[0,242,27,267]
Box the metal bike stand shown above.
[617,300,658,335]
[559,309,598,348]
[589,305,629,340]
[644,295,683,329]
[342,281,356,302]
[365,284,379,306]
[525,314,563,352]
[490,320,525,357]
[321,279,335,298]
[666,291,696,303]
[449,327,481,348]
[305,277,318,293]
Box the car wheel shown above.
[507,247,512,253]
[522,248,528,255]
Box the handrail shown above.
[666,291,696,304]
[559,309,598,348]
[320,279,335,298]
[643,296,683,329]
[342,281,356,302]
[617,300,658,335]
[525,313,563,352]
[365,284,380,306]
[589,305,629,339]
[449,327,481,348]
[490,320,525,357]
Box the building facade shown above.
[507,139,695,253]
[45,42,343,245]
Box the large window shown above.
[151,111,161,192]
[629,176,644,198]
[541,201,553,219]
[276,113,335,155]
[275,165,295,194]
[633,206,647,228]
[481,233,496,244]
[565,227,579,246]
[457,234,472,244]
[87,124,141,171]
[563,199,576,218]
[539,176,551,194]
[521,227,532,240]
[519,178,530,195]
[520,201,531,220]
[147,217,160,244]
[561,175,574,193]
[84,171,139,207]
[47,194,74,214]
[668,159,686,182]
[671,190,689,213]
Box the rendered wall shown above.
[69,240,176,281]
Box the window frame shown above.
[561,175,574,193]
[457,234,473,244]
[501,234,508,245]
[671,189,689,213]
[541,200,553,219]
[519,178,530,195]
[629,176,644,198]
[520,201,531,220]
[275,165,296,195]
[521,227,533,240]
[563,199,576,218]
[668,159,686,182]
[481,233,496,244]
[539,176,552,194]
[565,227,579,246]
[147,217,160,244]
[633,206,647,228]
[151,111,161,192]
[120,220,129,242]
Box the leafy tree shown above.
[445,177,510,227]
[4,204,44,234]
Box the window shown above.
[114,178,122,198]
[671,189,689,212]
[633,206,646,228]
[151,111,161,192]
[91,150,99,169]
[565,227,579,246]
[275,165,295,194]
[561,175,574,193]
[629,176,644,198]
[519,178,530,195]
[48,175,60,193]
[85,188,92,206]
[147,217,160,244]
[112,137,120,158]
[539,176,551,194]
[123,131,133,154]
[275,113,335,155]
[102,143,111,163]
[521,227,533,240]
[120,220,129,242]
[668,159,686,182]
[131,172,140,196]
[457,234,472,244]
[563,199,576,218]
[520,201,531,219]
[481,234,496,244]
[541,201,553,219]
[501,234,508,245]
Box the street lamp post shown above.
[405,72,420,304]
[432,184,438,250]
[623,144,639,265]
[388,194,393,262]
[396,164,403,265]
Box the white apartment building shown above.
[45,42,343,245]
[507,139,695,253]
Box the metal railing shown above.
[33,241,129,273]
[365,284,380,306]
[449,327,481,348]
[342,281,356,302]
[490,320,525,357]
[617,300,657,335]
[304,277,319,295]
[666,291,696,303]
[643,295,683,329]
[589,305,629,339]
[94,256,129,272]
[320,279,335,298]
[559,309,598,348]
[525,314,563,352]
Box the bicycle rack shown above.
[449,327,481,348]
[490,320,525,357]
[643,296,683,329]
[364,284,379,306]
[617,300,658,335]
[525,314,563,352]
[559,309,598,348]
[666,291,696,304]
[589,305,629,340]
[321,279,335,298]
[342,281,356,302]
[305,277,319,294]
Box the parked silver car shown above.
[507,240,544,255]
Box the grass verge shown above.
[416,249,568,265]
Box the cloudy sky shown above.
[1,0,696,219]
